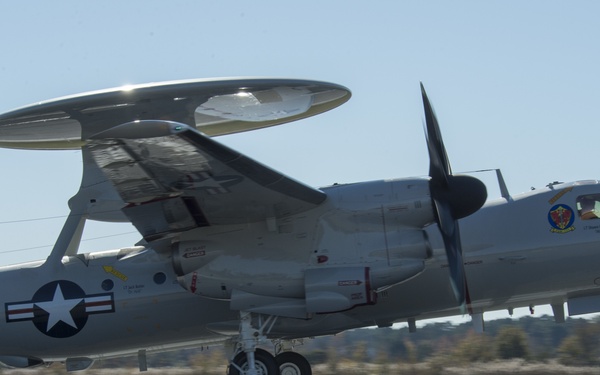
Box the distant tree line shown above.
[29,315,600,374]
[298,314,600,367]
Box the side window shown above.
[577,194,600,220]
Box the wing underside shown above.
[78,121,326,242]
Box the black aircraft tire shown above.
[228,348,280,375]
[276,352,312,375]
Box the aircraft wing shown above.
[79,120,327,242]
[0,78,350,251]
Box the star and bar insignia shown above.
[5,280,114,338]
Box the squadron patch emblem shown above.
[548,204,575,234]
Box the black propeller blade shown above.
[421,83,487,308]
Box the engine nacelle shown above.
[177,269,233,300]
[305,267,375,313]
[304,262,424,313]
[175,229,430,312]
[325,178,435,228]
[172,240,223,277]
[385,229,432,267]
[174,241,235,300]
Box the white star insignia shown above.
[35,284,82,332]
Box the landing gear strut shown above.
[226,312,313,375]
[227,311,278,375]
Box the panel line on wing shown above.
[179,130,326,206]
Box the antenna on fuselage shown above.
[494,169,511,201]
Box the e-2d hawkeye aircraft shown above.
[0,78,598,374]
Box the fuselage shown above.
[0,178,598,363]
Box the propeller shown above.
[421,83,487,309]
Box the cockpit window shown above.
[577,194,600,220]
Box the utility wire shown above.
[0,231,139,254]
[0,215,68,224]
[0,209,125,225]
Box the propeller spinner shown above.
[421,83,487,309]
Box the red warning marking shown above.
[190,272,198,293]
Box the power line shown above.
[0,208,125,225]
[0,215,68,224]
[0,231,139,254]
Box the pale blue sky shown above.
[1,1,599,322]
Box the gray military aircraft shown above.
[0,78,597,374]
